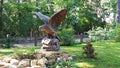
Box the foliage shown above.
[87,27,116,41]
[114,25,120,42]
[57,28,75,46]
[13,47,35,59]
[0,35,15,48]
[66,0,106,34]
[0,0,114,38]
[0,0,43,37]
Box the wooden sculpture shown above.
[36,9,67,51]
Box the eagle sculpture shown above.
[35,9,67,40]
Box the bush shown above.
[13,48,35,59]
[87,27,107,41]
[0,36,13,48]
[87,27,115,41]
[107,28,116,40]
[57,28,75,46]
[115,25,120,42]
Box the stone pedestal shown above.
[41,38,59,51]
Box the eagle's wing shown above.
[49,9,67,30]
[35,12,50,23]
[39,25,60,41]
[39,24,55,36]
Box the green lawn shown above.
[0,41,120,68]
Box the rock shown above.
[67,56,73,60]
[57,57,63,62]
[61,53,69,57]
[39,50,59,57]
[0,57,2,60]
[48,58,56,63]
[32,65,47,68]
[9,64,17,68]
[2,65,9,68]
[3,57,12,63]
[19,59,30,67]
[10,59,19,65]
[42,65,47,68]
[26,67,33,68]
[1,63,10,68]
[37,57,47,66]
[35,53,44,59]
[31,59,38,67]
[0,62,6,67]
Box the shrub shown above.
[87,27,107,41]
[87,27,115,41]
[57,28,75,46]
[13,48,35,59]
[0,36,13,48]
[107,28,116,40]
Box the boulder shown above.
[31,59,38,67]
[26,67,33,68]
[0,62,6,67]
[35,53,44,59]
[0,62,10,68]
[67,56,73,60]
[39,50,59,57]
[57,57,62,62]
[9,64,17,68]
[19,59,30,67]
[10,59,19,65]
[32,65,47,68]
[47,58,56,63]
[2,57,12,63]
[37,57,47,66]
[0,57,2,60]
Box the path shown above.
[13,38,90,47]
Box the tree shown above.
[0,0,114,44]
[117,0,120,23]
[65,0,105,43]
[0,0,3,31]
[43,0,106,43]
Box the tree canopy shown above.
[0,0,117,37]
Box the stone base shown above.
[37,49,64,57]
[0,49,75,68]
[36,49,75,63]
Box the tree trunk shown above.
[34,31,38,46]
[80,33,84,43]
[36,0,39,11]
[30,29,32,42]
[17,0,22,23]
[118,0,120,23]
[0,0,3,31]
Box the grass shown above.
[0,40,120,68]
